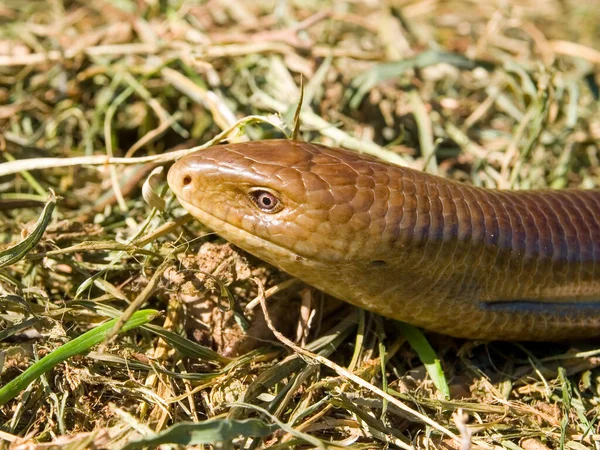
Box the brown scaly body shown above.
[168,139,600,341]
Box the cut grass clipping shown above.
[122,419,279,449]
[0,309,159,405]
[397,323,450,399]
[0,191,57,269]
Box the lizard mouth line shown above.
[174,195,308,266]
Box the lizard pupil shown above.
[250,190,280,212]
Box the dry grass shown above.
[1,0,600,448]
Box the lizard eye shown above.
[249,188,282,213]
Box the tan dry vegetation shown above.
[1,0,600,449]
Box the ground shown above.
[1,0,600,449]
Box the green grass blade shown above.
[0,309,159,405]
[396,323,450,399]
[143,324,231,365]
[0,191,57,269]
[122,419,278,449]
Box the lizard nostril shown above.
[182,175,192,186]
